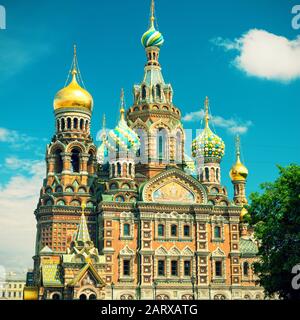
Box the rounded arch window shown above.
[55,186,63,193]
[130,197,137,203]
[45,187,52,194]
[156,84,161,98]
[61,118,65,130]
[78,187,86,193]
[79,294,87,300]
[57,200,65,206]
[141,85,147,99]
[152,105,159,110]
[89,294,97,300]
[122,183,130,190]
[211,187,219,194]
[74,118,78,129]
[67,118,71,129]
[51,293,61,300]
[162,106,168,110]
[214,294,226,300]
[120,294,134,300]
[53,149,63,174]
[71,148,80,173]
[243,262,249,276]
[80,119,84,130]
[45,199,53,206]
[110,183,118,190]
[70,200,81,207]
[65,186,74,193]
[244,294,251,300]
[115,195,125,203]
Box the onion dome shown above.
[230,135,248,181]
[192,97,225,161]
[184,154,197,176]
[54,46,93,112]
[141,0,164,48]
[97,115,109,164]
[106,90,140,153]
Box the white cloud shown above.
[0,127,42,152]
[212,29,300,82]
[182,109,252,135]
[0,159,45,272]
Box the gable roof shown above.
[67,263,105,287]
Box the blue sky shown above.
[0,0,299,272]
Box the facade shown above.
[0,273,26,300]
[24,0,263,300]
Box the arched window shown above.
[80,119,84,130]
[85,120,89,132]
[54,149,63,174]
[117,163,122,176]
[243,262,249,276]
[156,84,161,98]
[115,195,125,202]
[67,118,71,130]
[74,118,78,129]
[216,168,220,181]
[129,163,132,176]
[57,200,65,206]
[52,293,60,300]
[56,120,60,132]
[110,183,117,190]
[79,294,87,300]
[55,186,63,193]
[205,167,209,181]
[210,167,215,182]
[65,186,74,193]
[214,226,221,239]
[71,149,80,173]
[70,200,81,207]
[142,85,146,100]
[157,128,168,162]
[89,294,97,300]
[61,118,65,130]
[183,225,190,237]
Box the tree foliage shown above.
[248,164,300,299]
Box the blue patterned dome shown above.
[141,25,164,48]
[192,126,225,160]
[96,141,108,164]
[192,97,225,161]
[106,106,140,153]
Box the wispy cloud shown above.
[0,36,51,80]
[182,109,252,135]
[0,158,45,271]
[0,127,45,155]
[212,29,300,82]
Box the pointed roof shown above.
[75,207,91,243]
[40,245,53,255]
[67,263,105,287]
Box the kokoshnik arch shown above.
[23,0,263,300]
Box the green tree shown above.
[248,164,300,299]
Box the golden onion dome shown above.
[230,158,249,181]
[53,68,93,112]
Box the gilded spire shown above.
[75,203,91,243]
[235,134,241,163]
[204,96,210,128]
[150,0,155,27]
[71,44,78,79]
[120,88,125,121]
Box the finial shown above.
[235,134,241,162]
[120,88,125,120]
[72,44,78,77]
[150,0,155,27]
[204,96,210,128]
[102,114,106,130]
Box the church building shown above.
[24,0,263,300]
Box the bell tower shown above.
[34,46,98,258]
[127,0,185,178]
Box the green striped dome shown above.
[141,25,164,48]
